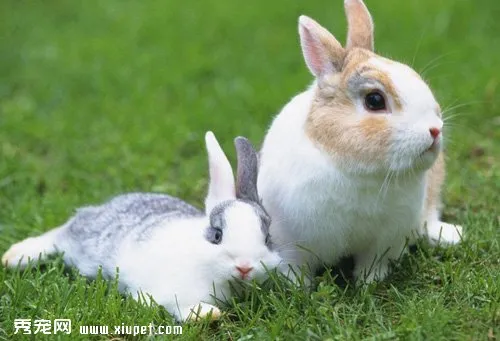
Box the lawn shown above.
[0,0,499,340]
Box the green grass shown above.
[1,0,499,340]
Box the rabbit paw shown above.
[2,238,42,268]
[186,303,221,322]
[425,221,463,246]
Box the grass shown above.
[0,0,499,339]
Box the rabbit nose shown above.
[429,127,441,139]
[236,265,253,276]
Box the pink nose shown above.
[429,127,441,139]
[236,266,253,276]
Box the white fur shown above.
[115,203,280,321]
[369,58,444,172]
[258,57,462,282]
[205,131,236,213]
[2,132,282,322]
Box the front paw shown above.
[185,303,221,322]
[426,221,463,246]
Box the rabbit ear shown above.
[298,15,345,77]
[234,136,259,203]
[345,0,374,51]
[205,131,235,213]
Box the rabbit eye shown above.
[206,227,223,245]
[364,91,387,112]
[264,233,270,245]
[214,229,223,243]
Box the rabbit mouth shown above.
[420,140,441,156]
[239,273,251,280]
[408,144,440,171]
[230,272,253,282]
[421,146,436,156]
[235,269,253,280]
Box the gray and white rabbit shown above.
[2,132,281,322]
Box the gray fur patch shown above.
[347,72,382,93]
[64,193,203,262]
[243,200,273,249]
[206,199,274,250]
[234,137,260,203]
[208,200,234,230]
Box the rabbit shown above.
[257,0,463,283]
[2,132,282,322]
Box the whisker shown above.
[441,101,484,116]
[421,60,458,77]
[442,112,464,122]
[424,73,456,83]
[376,168,392,204]
[411,27,429,68]
[443,118,468,130]
[418,51,457,75]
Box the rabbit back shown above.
[57,193,203,276]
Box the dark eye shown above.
[264,233,272,247]
[206,227,223,245]
[364,91,387,112]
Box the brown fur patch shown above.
[345,0,374,51]
[313,21,345,71]
[337,50,404,112]
[359,115,389,139]
[424,151,445,213]
[305,82,391,164]
[341,48,373,78]
[305,48,402,163]
[357,69,403,112]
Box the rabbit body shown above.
[3,133,281,321]
[259,88,431,281]
[55,193,203,279]
[5,193,228,320]
[258,1,463,282]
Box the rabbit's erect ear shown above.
[345,0,374,51]
[205,131,235,213]
[234,137,259,203]
[299,15,345,77]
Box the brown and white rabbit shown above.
[258,0,463,283]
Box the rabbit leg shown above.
[2,227,63,268]
[354,253,390,283]
[183,302,221,322]
[353,242,405,283]
[424,220,463,245]
[423,207,463,245]
[422,155,463,246]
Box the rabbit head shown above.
[203,132,281,282]
[300,0,443,175]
